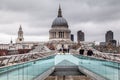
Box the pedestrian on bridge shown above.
[79,48,84,55]
[87,49,93,56]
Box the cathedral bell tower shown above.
[16,25,24,43]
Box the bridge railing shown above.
[0,51,55,67]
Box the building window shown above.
[59,32,61,38]
[62,32,64,38]
[54,32,56,38]
[59,32,64,38]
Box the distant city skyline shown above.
[0,0,120,43]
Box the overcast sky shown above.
[0,0,120,43]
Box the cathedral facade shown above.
[48,6,74,50]
[49,6,71,42]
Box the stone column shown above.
[49,32,52,39]
[56,31,59,38]
[64,32,67,39]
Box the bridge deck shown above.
[45,76,91,80]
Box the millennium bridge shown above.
[0,43,120,80]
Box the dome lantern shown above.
[58,5,62,17]
[52,5,68,28]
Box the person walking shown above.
[87,49,93,56]
[79,48,84,55]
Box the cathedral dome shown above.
[49,5,71,41]
[52,17,68,28]
[52,5,68,28]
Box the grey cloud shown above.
[0,0,120,42]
